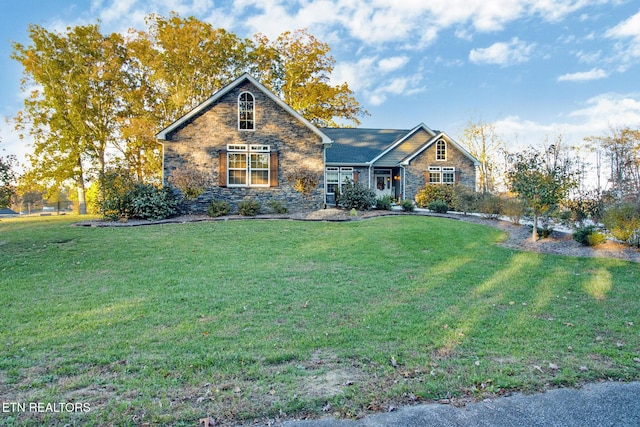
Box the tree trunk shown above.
[76,157,87,215]
[532,212,539,241]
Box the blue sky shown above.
[2,0,640,171]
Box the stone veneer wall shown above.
[162,81,326,214]
[404,141,477,202]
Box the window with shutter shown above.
[226,144,271,187]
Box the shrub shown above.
[573,225,607,246]
[375,195,393,210]
[238,199,261,216]
[452,186,477,214]
[573,225,596,246]
[129,184,180,220]
[588,231,607,246]
[563,190,607,227]
[338,179,376,211]
[415,184,455,209]
[502,197,528,225]
[476,193,503,219]
[428,200,448,213]
[603,202,640,247]
[400,199,415,212]
[428,200,449,213]
[168,168,210,200]
[207,199,231,217]
[267,200,288,214]
[97,168,180,221]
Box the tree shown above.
[143,14,253,124]
[11,14,368,203]
[12,24,128,213]
[506,140,579,240]
[253,29,368,127]
[585,126,640,200]
[0,153,17,209]
[459,119,502,193]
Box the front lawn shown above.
[0,215,638,426]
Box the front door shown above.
[374,170,392,197]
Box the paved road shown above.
[270,381,640,427]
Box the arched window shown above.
[238,92,254,130]
[436,139,446,161]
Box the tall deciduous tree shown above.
[12,24,127,213]
[254,29,368,127]
[507,139,579,241]
[11,15,368,205]
[144,14,253,123]
[585,126,640,200]
[460,119,502,193]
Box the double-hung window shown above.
[325,167,353,195]
[227,144,270,187]
[429,166,455,184]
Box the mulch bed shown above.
[74,208,640,263]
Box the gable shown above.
[402,132,480,166]
[372,127,435,167]
[156,73,331,145]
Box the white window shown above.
[429,166,455,184]
[227,144,270,187]
[238,92,254,130]
[436,139,447,161]
[325,167,353,195]
[429,166,441,184]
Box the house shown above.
[156,74,479,213]
[0,207,18,217]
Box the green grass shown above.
[1,215,639,426]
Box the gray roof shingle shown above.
[321,127,409,164]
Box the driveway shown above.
[269,381,640,427]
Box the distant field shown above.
[1,215,638,426]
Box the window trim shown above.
[436,139,447,161]
[325,167,353,195]
[238,91,255,131]
[429,166,456,184]
[227,144,270,187]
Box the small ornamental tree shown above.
[285,167,321,199]
[168,168,211,200]
[507,144,579,240]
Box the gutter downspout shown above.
[400,166,406,201]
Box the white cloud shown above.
[333,55,424,107]
[575,49,601,64]
[568,92,640,128]
[492,92,640,150]
[469,37,536,66]
[604,10,640,69]
[557,68,608,82]
[605,10,640,39]
[378,56,410,73]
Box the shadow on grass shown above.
[0,215,638,425]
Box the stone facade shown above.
[404,139,478,202]
[161,81,326,213]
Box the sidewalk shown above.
[272,381,640,427]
